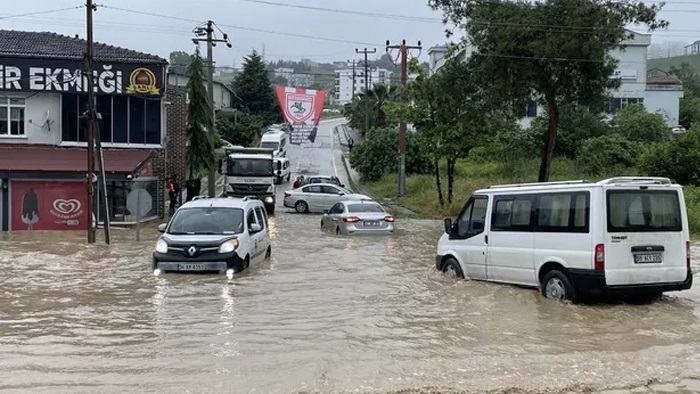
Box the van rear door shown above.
[604,187,688,286]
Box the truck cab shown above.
[220,148,277,214]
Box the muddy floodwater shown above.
[1,213,700,394]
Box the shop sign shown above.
[11,180,87,231]
[0,56,163,96]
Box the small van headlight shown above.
[218,239,239,254]
[155,239,168,253]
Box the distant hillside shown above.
[648,54,700,72]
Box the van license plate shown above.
[179,263,206,271]
[634,253,662,264]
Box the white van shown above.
[436,177,693,301]
[274,157,291,184]
[260,130,288,158]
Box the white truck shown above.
[220,147,277,214]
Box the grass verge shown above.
[360,157,700,236]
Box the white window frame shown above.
[0,96,27,138]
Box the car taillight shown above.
[687,241,691,268]
[383,215,394,222]
[284,191,291,198]
[343,216,360,223]
[594,244,605,271]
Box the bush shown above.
[612,104,671,144]
[524,105,611,158]
[684,186,700,235]
[577,134,639,175]
[637,129,700,186]
[349,127,430,181]
[217,115,265,146]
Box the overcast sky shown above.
[1,0,699,67]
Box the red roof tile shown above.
[647,75,682,84]
[0,145,152,174]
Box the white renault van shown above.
[436,177,693,301]
[260,130,288,158]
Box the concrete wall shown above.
[0,92,61,145]
[167,73,231,110]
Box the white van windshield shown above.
[261,141,279,150]
[607,190,682,232]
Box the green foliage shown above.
[683,186,700,235]
[428,0,666,181]
[577,134,639,175]
[217,115,266,147]
[525,106,611,158]
[231,51,281,123]
[637,129,700,186]
[342,85,399,135]
[612,104,671,144]
[679,95,700,130]
[348,127,430,182]
[169,50,191,75]
[186,48,216,177]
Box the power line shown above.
[0,5,82,20]
[237,0,441,23]
[101,5,383,46]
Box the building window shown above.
[334,93,340,100]
[525,100,538,117]
[0,97,26,136]
[606,97,644,114]
[61,94,161,145]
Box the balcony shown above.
[646,84,683,91]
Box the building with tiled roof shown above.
[0,30,179,231]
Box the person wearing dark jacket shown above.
[167,175,180,215]
[185,178,201,202]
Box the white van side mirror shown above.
[157,223,167,233]
[250,223,262,233]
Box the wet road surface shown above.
[2,119,700,394]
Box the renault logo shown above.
[188,246,197,256]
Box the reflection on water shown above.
[1,218,700,394]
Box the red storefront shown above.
[0,144,157,231]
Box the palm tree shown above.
[366,84,398,128]
[186,48,217,178]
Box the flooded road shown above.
[2,120,700,394]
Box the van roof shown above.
[475,177,678,194]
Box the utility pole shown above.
[355,48,376,135]
[386,39,421,197]
[84,0,97,243]
[348,59,356,98]
[193,21,232,197]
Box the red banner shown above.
[275,85,326,145]
[11,180,88,231]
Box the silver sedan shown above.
[321,199,394,235]
[283,183,370,213]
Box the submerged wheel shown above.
[541,270,575,301]
[295,201,308,213]
[440,257,465,279]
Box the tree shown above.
[169,51,192,75]
[612,103,671,144]
[231,51,281,123]
[637,128,700,186]
[429,0,667,182]
[388,57,497,206]
[186,48,217,178]
[341,84,399,135]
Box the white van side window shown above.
[455,196,488,238]
[536,192,590,233]
[491,196,533,231]
[607,190,681,232]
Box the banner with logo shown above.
[275,85,326,145]
[10,181,88,231]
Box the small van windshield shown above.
[607,190,682,232]
[261,141,279,150]
[168,208,244,235]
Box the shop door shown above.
[10,180,88,231]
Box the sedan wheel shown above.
[295,201,308,213]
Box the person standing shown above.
[348,137,354,151]
[167,175,180,215]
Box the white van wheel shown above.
[541,270,575,301]
[441,257,465,279]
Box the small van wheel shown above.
[441,257,464,279]
[541,270,575,301]
[335,226,340,235]
[295,201,308,213]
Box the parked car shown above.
[283,183,370,213]
[321,199,394,235]
[304,175,345,188]
[152,197,272,274]
[436,177,693,302]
